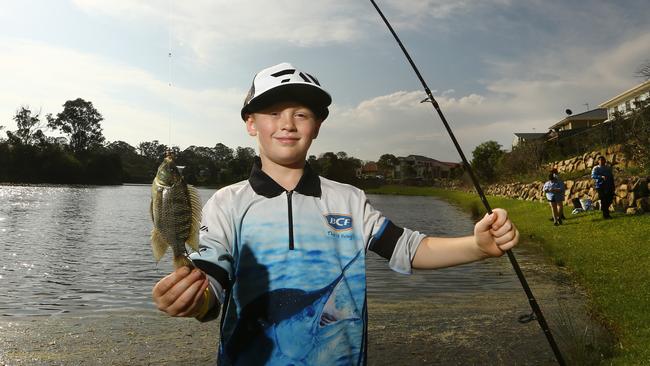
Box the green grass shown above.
[367,185,650,365]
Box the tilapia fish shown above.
[150,154,201,268]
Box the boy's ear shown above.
[312,120,323,139]
[245,114,257,136]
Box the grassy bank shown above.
[367,185,650,364]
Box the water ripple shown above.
[0,185,530,316]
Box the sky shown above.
[1,0,649,162]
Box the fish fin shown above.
[173,255,194,269]
[186,185,202,252]
[151,228,169,262]
[151,183,162,224]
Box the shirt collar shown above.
[248,157,321,198]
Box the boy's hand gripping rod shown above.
[369,1,565,365]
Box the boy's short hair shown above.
[240,62,332,121]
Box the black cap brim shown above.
[241,83,331,121]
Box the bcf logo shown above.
[325,214,353,231]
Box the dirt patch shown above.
[0,258,613,365]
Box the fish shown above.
[150,153,202,268]
[224,250,364,365]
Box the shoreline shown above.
[0,251,611,365]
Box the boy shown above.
[152,62,519,365]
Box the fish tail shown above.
[173,255,194,269]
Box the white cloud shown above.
[73,0,370,61]
[0,38,249,150]
[4,1,649,166]
[314,30,650,162]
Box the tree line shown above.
[0,99,382,187]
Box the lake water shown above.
[0,184,525,317]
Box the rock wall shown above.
[485,177,649,214]
[485,145,649,214]
[547,144,635,174]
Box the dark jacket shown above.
[591,165,614,192]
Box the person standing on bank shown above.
[151,62,520,365]
[549,168,566,221]
[591,156,615,219]
[543,173,565,226]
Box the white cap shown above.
[240,62,332,121]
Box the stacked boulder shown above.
[484,145,649,215]
[551,144,634,174]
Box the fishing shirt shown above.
[190,158,425,366]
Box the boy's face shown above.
[245,101,322,168]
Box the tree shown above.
[317,151,360,184]
[48,98,105,154]
[106,140,137,155]
[229,147,257,182]
[636,59,650,81]
[213,143,234,165]
[471,140,504,183]
[377,153,399,178]
[307,154,321,174]
[106,140,156,183]
[8,106,47,145]
[498,139,545,180]
[137,140,168,162]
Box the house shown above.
[599,79,650,122]
[359,161,379,178]
[395,155,461,180]
[546,108,607,142]
[548,108,607,132]
[512,132,547,148]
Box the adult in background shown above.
[591,156,615,219]
[543,173,565,226]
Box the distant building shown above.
[546,108,607,142]
[599,79,650,122]
[359,161,379,178]
[395,155,461,180]
[548,108,607,132]
[512,132,547,148]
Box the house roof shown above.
[514,132,547,139]
[400,154,460,167]
[599,79,650,108]
[362,162,378,172]
[548,108,607,130]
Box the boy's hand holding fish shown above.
[152,266,213,317]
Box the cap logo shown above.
[269,69,321,86]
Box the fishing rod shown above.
[368,1,566,365]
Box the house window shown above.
[625,101,631,111]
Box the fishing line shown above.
[368,1,566,365]
[167,0,173,147]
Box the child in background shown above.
[549,168,566,221]
[543,172,565,226]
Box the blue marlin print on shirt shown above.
[222,249,364,365]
